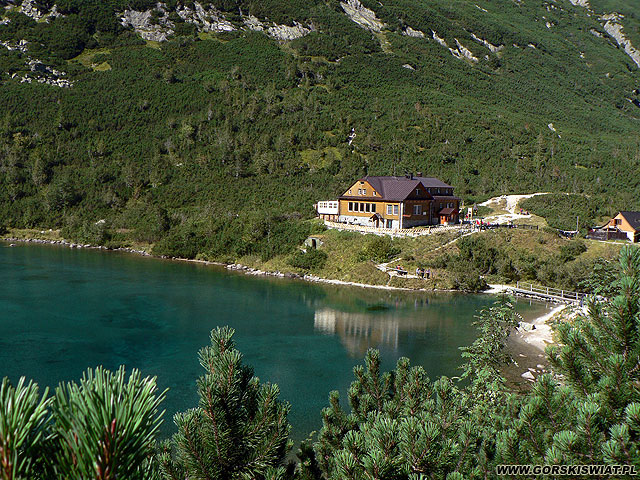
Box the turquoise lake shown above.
[1,242,550,442]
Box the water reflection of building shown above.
[315,308,435,357]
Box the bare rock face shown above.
[453,39,479,62]
[431,31,478,62]
[267,22,311,41]
[402,26,425,38]
[120,3,174,42]
[341,0,385,32]
[569,0,591,7]
[244,15,264,31]
[601,13,640,68]
[176,2,235,32]
[470,33,504,53]
[19,0,43,20]
[243,15,311,41]
[2,39,72,87]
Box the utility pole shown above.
[576,215,579,233]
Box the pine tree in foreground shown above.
[158,326,293,480]
[308,346,509,480]
[498,246,640,470]
[51,366,166,480]
[0,377,51,480]
[0,367,165,480]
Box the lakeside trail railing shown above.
[512,281,587,304]
[323,220,472,237]
[323,220,539,237]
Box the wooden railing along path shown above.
[323,220,471,237]
[510,281,587,305]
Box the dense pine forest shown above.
[1,0,640,260]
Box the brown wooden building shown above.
[594,211,640,242]
[317,174,460,229]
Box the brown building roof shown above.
[439,207,456,215]
[342,175,454,202]
[620,211,640,231]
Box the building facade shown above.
[316,175,460,229]
[603,212,640,242]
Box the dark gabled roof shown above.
[620,211,640,231]
[349,176,451,201]
[417,177,453,189]
[439,207,456,215]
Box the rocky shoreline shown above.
[2,237,418,291]
[2,236,150,256]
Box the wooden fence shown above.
[514,281,587,304]
[586,230,628,242]
[323,220,471,237]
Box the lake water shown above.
[0,242,550,442]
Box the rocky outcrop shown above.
[568,0,640,68]
[1,39,29,53]
[601,13,640,68]
[341,0,385,32]
[470,33,503,53]
[454,39,479,62]
[10,1,62,23]
[2,38,71,87]
[19,0,43,20]
[266,22,311,41]
[431,31,449,48]
[176,2,234,32]
[120,3,174,42]
[243,15,311,41]
[402,26,425,38]
[569,0,590,7]
[431,31,478,62]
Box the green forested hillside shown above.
[1,0,639,259]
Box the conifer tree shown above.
[310,348,502,480]
[158,326,293,480]
[498,246,640,468]
[0,377,51,480]
[50,366,165,480]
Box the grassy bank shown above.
[4,221,625,294]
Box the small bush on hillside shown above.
[558,239,587,263]
[520,194,612,230]
[289,248,327,271]
[357,236,400,263]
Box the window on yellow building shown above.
[393,205,398,215]
[387,205,393,215]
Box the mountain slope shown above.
[1,0,639,258]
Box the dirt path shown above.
[479,193,548,224]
